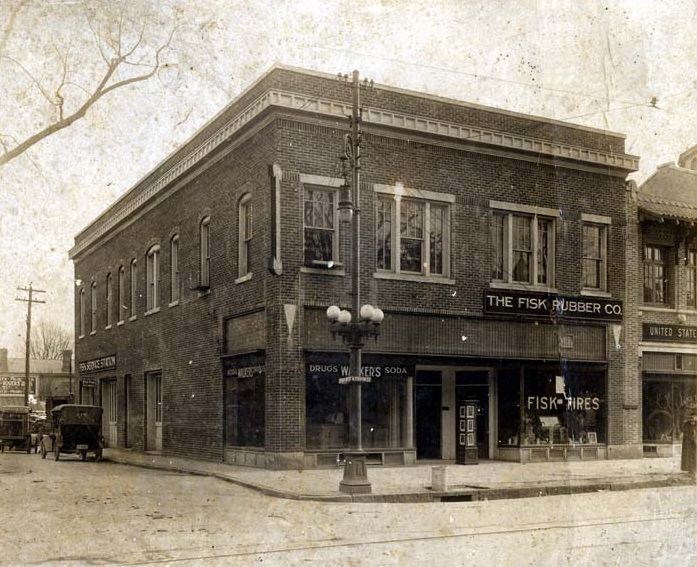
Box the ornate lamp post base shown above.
[339,452,372,494]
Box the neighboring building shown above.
[69,65,640,468]
[0,347,74,409]
[633,146,697,457]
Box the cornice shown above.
[70,88,638,259]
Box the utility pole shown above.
[15,284,46,406]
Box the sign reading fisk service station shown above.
[484,290,623,321]
[78,355,117,374]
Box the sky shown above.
[1,0,696,356]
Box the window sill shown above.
[78,334,85,340]
[374,272,455,285]
[90,331,96,336]
[105,325,112,331]
[128,315,137,322]
[197,288,212,298]
[117,320,124,327]
[235,273,253,284]
[580,289,612,298]
[168,300,180,308]
[301,266,346,277]
[145,307,161,316]
[489,281,558,293]
[639,305,676,313]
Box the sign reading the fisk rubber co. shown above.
[484,290,623,321]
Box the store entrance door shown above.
[146,372,162,452]
[456,371,490,459]
[415,370,442,459]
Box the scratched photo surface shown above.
[1,1,696,566]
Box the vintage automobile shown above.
[0,406,32,453]
[49,404,104,462]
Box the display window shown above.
[305,354,411,451]
[521,368,606,445]
[643,376,697,443]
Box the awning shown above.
[638,198,697,223]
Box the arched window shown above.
[170,235,179,303]
[79,287,86,337]
[129,259,137,318]
[146,245,160,311]
[117,266,125,323]
[106,273,113,327]
[200,217,210,288]
[238,194,252,278]
[90,281,97,333]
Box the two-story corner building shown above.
[69,65,640,469]
[633,146,697,458]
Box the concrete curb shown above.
[103,454,695,503]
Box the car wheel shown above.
[80,450,87,461]
[95,449,103,462]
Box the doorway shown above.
[415,370,442,459]
[101,380,117,448]
[456,371,489,459]
[145,372,162,452]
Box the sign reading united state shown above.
[78,355,116,374]
[484,290,623,321]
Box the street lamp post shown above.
[325,69,382,494]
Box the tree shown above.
[30,320,72,360]
[0,0,178,168]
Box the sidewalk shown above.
[103,448,693,503]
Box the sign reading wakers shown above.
[78,355,117,374]
[484,290,623,321]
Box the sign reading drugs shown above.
[484,290,623,321]
[78,355,116,374]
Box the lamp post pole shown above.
[327,69,380,494]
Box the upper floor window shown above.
[90,281,97,333]
[490,201,558,287]
[79,287,85,338]
[643,244,668,304]
[238,194,253,278]
[129,259,137,317]
[687,250,697,308]
[200,217,210,288]
[146,245,160,311]
[581,216,610,292]
[304,186,338,266]
[170,235,179,303]
[105,273,113,327]
[375,184,453,278]
[117,266,125,323]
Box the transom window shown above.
[238,194,252,278]
[303,186,338,266]
[146,245,160,311]
[375,184,453,278]
[582,221,608,291]
[491,202,557,287]
[643,244,668,304]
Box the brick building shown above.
[0,347,74,409]
[633,146,697,457]
[69,65,640,468]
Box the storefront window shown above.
[226,370,265,448]
[305,354,411,451]
[643,377,697,443]
[522,368,606,445]
[497,369,520,446]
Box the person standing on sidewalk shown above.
[681,412,697,479]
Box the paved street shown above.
[1,452,695,566]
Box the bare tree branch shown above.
[0,10,177,168]
[0,0,28,57]
[2,55,57,107]
[30,320,72,360]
